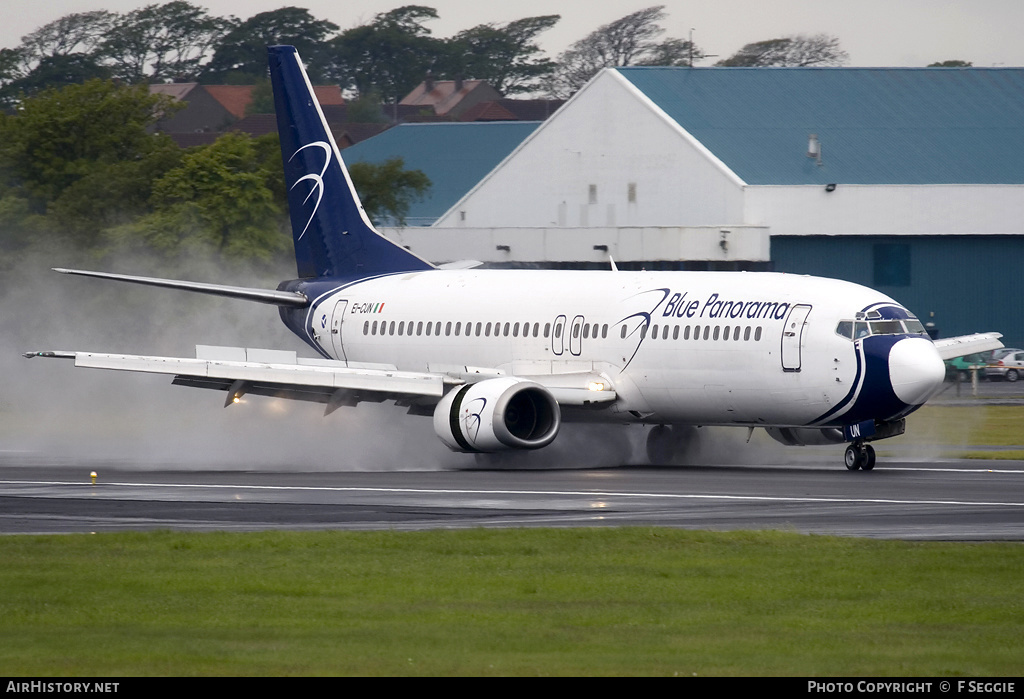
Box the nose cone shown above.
[889,337,945,406]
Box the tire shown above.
[844,445,860,471]
[861,445,876,471]
[1006,369,1019,382]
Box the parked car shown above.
[944,352,992,381]
[985,349,1024,382]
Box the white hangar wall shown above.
[745,184,1024,236]
[434,70,746,230]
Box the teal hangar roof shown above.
[342,121,540,225]
[616,66,1024,185]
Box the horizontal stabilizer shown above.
[53,268,309,307]
[932,332,1004,360]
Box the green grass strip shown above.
[0,528,1021,676]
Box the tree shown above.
[928,60,973,67]
[3,11,117,102]
[0,79,177,211]
[326,6,446,103]
[445,15,560,95]
[0,54,111,104]
[111,132,289,262]
[548,6,701,98]
[99,2,229,83]
[201,7,339,84]
[18,11,117,63]
[348,158,431,226]
[716,34,848,67]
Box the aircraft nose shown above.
[888,337,945,406]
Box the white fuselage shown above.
[298,269,907,428]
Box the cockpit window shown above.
[869,320,904,335]
[903,319,928,335]
[835,317,928,341]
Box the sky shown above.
[2,0,1023,68]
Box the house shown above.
[399,78,503,119]
[152,83,343,144]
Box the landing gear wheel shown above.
[861,444,876,471]
[844,445,860,471]
[845,443,876,471]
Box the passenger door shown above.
[781,304,812,372]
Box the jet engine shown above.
[433,378,561,452]
[764,426,845,446]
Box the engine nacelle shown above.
[764,426,845,446]
[433,378,561,453]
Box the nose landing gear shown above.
[844,442,876,471]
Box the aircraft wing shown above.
[26,346,450,414]
[932,332,1004,360]
[25,345,617,413]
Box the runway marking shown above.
[883,465,1024,473]
[2,480,1023,508]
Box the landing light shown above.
[587,382,606,392]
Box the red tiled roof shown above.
[400,79,498,116]
[203,85,254,119]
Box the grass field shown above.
[884,404,1024,459]
[1,528,1022,676]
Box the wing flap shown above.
[67,351,447,397]
[932,332,1004,360]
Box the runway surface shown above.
[2,456,1022,540]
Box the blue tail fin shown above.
[267,45,434,279]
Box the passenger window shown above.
[363,320,369,335]
[620,325,627,339]
[602,324,608,339]
[754,327,762,341]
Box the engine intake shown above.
[433,378,561,452]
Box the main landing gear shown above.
[844,442,875,471]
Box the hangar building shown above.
[370,67,1024,345]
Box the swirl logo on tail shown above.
[289,141,332,241]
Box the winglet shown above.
[267,45,434,279]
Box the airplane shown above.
[25,45,1004,471]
